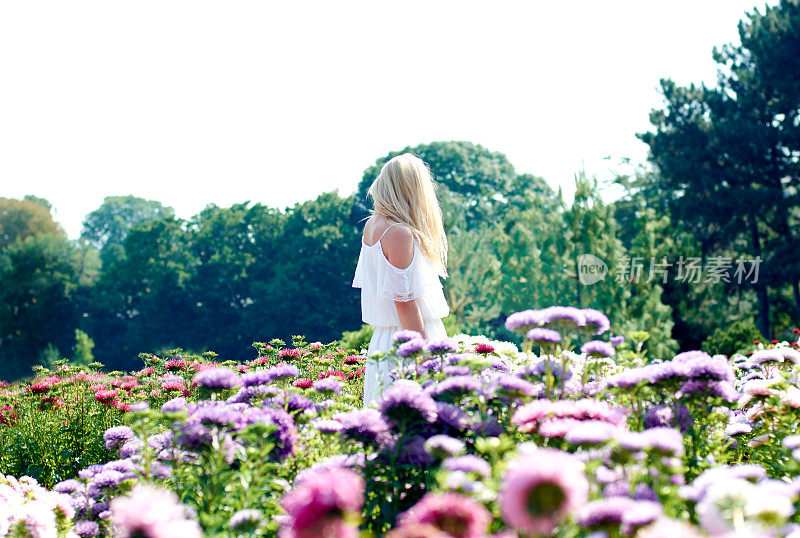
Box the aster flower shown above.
[398,338,427,358]
[538,306,587,331]
[395,493,491,538]
[333,408,390,446]
[432,402,471,433]
[74,520,100,537]
[280,468,364,538]
[103,426,135,451]
[392,330,423,344]
[581,340,615,358]
[505,309,544,334]
[442,455,491,477]
[424,435,466,459]
[581,309,610,335]
[379,379,437,427]
[110,484,201,538]
[525,328,562,346]
[427,376,482,403]
[577,496,636,531]
[229,509,264,531]
[564,420,618,445]
[312,378,342,394]
[500,447,588,535]
[161,397,188,413]
[643,404,693,434]
[426,338,459,355]
[610,335,625,347]
[192,367,241,390]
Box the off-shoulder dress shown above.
[352,223,449,405]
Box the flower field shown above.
[2,307,800,537]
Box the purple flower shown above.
[538,306,587,330]
[581,309,610,335]
[397,435,436,466]
[238,406,299,459]
[103,426,135,450]
[312,378,342,394]
[398,338,427,358]
[443,365,471,376]
[74,520,100,537]
[490,375,539,399]
[428,376,482,402]
[227,384,279,405]
[564,420,618,445]
[516,359,573,382]
[395,493,491,538]
[312,419,343,434]
[268,391,315,413]
[525,327,562,345]
[110,484,201,538]
[161,397,188,413]
[192,367,241,390]
[442,455,491,477]
[577,496,633,530]
[280,468,364,537]
[644,404,693,434]
[379,379,437,426]
[505,309,544,333]
[54,479,83,494]
[426,338,458,355]
[334,408,390,446]
[433,402,472,433]
[424,435,466,458]
[500,447,588,535]
[392,330,423,344]
[581,340,615,358]
[228,509,264,530]
[610,335,625,347]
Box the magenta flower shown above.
[110,484,201,538]
[280,468,364,538]
[396,492,491,538]
[499,448,588,535]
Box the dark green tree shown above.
[0,234,93,379]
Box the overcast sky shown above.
[0,1,775,239]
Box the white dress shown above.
[352,223,450,406]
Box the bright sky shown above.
[0,1,775,239]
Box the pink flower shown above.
[500,447,588,535]
[110,484,201,538]
[280,468,364,538]
[293,378,313,389]
[395,493,490,538]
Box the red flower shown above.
[134,367,155,376]
[792,328,800,335]
[165,359,186,371]
[251,356,270,366]
[112,400,132,412]
[474,343,495,354]
[753,340,761,344]
[771,340,779,344]
[279,349,302,361]
[293,378,313,389]
[344,355,364,365]
[318,370,346,380]
[39,396,62,411]
[162,380,185,391]
[237,364,252,372]
[94,389,119,405]
[29,376,61,393]
[346,367,366,380]
[0,406,17,426]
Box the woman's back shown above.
[352,217,449,328]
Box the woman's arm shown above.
[382,225,427,338]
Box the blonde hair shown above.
[368,153,448,278]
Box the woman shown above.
[352,153,450,406]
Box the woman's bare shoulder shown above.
[380,223,414,269]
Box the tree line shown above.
[1,1,798,379]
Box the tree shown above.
[0,197,63,250]
[354,141,540,230]
[0,234,90,379]
[81,195,175,252]
[640,1,800,338]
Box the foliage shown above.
[702,320,764,357]
[0,196,63,250]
